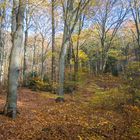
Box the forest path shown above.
[0,75,139,140]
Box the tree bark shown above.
[4,0,26,119]
[58,25,69,97]
[23,0,29,86]
[41,35,45,80]
[32,34,37,78]
[58,0,90,98]
[0,0,7,84]
[51,0,56,83]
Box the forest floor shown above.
[0,75,140,140]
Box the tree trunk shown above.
[4,0,26,119]
[57,0,89,100]
[41,36,45,80]
[74,14,84,81]
[51,0,56,83]
[58,29,69,97]
[23,1,29,86]
[32,35,37,78]
[0,0,7,84]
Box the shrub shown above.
[123,105,140,139]
[64,81,77,93]
[43,74,50,83]
[126,62,140,89]
[28,77,52,92]
[105,56,118,76]
[125,62,140,105]
[28,71,38,78]
[90,88,130,110]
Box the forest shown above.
[0,0,140,139]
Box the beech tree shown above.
[57,0,91,101]
[4,0,26,118]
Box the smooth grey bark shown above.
[4,0,26,118]
[58,25,69,97]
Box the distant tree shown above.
[129,0,140,61]
[23,0,35,85]
[74,13,85,81]
[93,0,128,72]
[32,4,52,80]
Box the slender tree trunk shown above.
[4,0,26,118]
[101,44,108,73]
[0,0,7,84]
[101,43,105,73]
[57,0,90,100]
[74,33,79,81]
[23,29,28,85]
[23,1,29,86]
[51,0,56,83]
[41,36,45,80]
[69,41,73,81]
[74,14,84,81]
[32,35,37,78]
[58,25,69,97]
[67,39,73,81]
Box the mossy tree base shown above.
[55,97,65,103]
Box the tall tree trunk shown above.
[58,25,69,98]
[32,34,37,78]
[68,40,73,81]
[23,29,28,85]
[57,0,90,100]
[74,33,80,81]
[41,35,45,80]
[51,0,56,83]
[23,0,29,86]
[4,0,26,118]
[74,14,85,81]
[0,0,7,84]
